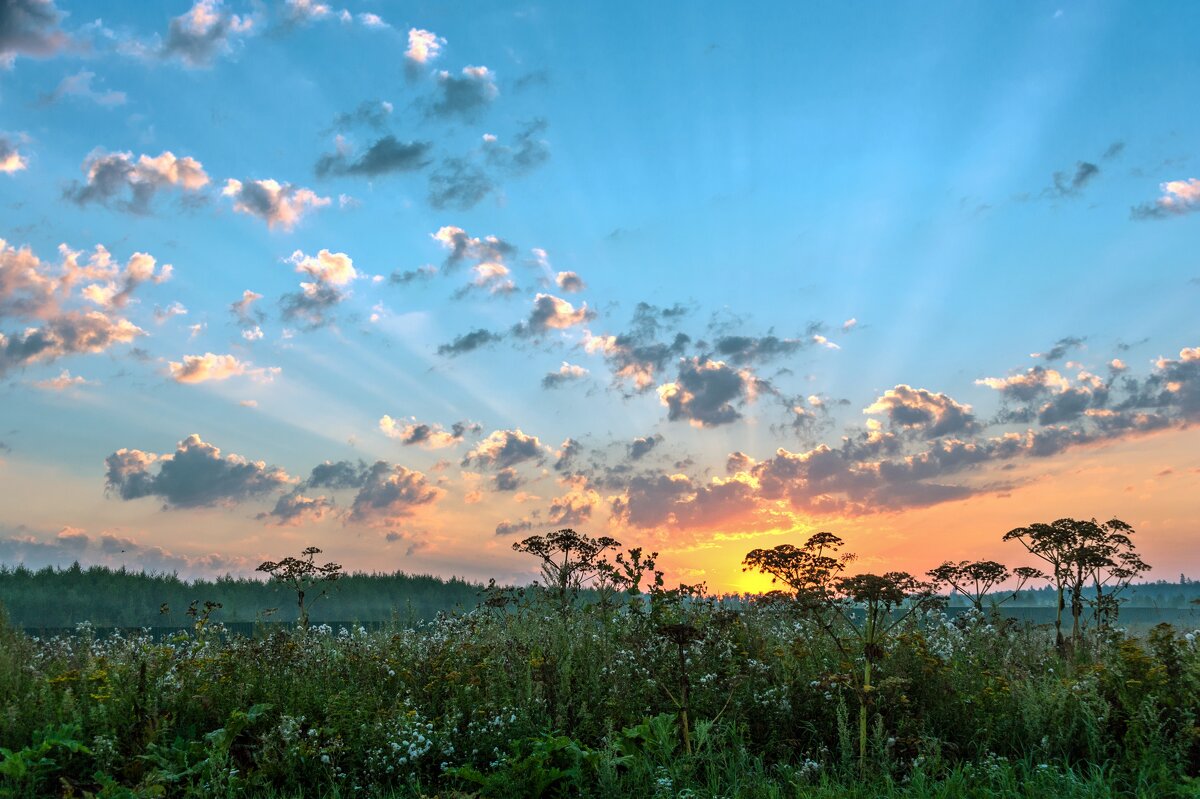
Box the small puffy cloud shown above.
[431,226,515,270]
[554,438,582,473]
[976,366,1071,401]
[863,384,977,438]
[390,265,437,285]
[168,352,277,384]
[258,488,334,526]
[280,0,332,27]
[0,135,27,174]
[628,433,663,460]
[32,369,94,390]
[287,248,357,286]
[405,28,444,65]
[78,250,172,310]
[430,65,498,119]
[161,0,255,67]
[495,519,533,536]
[348,461,441,525]
[65,150,210,214]
[104,434,292,508]
[541,361,588,389]
[555,271,584,292]
[357,12,387,28]
[842,318,858,332]
[41,70,126,107]
[658,357,761,428]
[280,282,345,329]
[0,0,69,67]
[1132,178,1200,220]
[154,301,188,323]
[436,328,502,356]
[241,325,263,341]
[222,178,330,230]
[316,135,432,178]
[493,467,522,492]
[230,289,263,323]
[379,416,476,449]
[514,293,594,336]
[462,429,548,470]
[306,459,370,489]
[1031,335,1084,362]
[455,261,515,297]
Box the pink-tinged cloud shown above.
[66,150,209,213]
[32,369,94,390]
[406,28,444,63]
[168,352,279,384]
[287,249,357,286]
[379,416,476,449]
[223,178,330,230]
[0,135,28,173]
[863,384,977,438]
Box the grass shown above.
[2,590,1199,798]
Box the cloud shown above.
[168,352,278,384]
[222,178,330,229]
[306,459,370,489]
[1,311,143,376]
[555,271,584,293]
[77,251,173,310]
[495,518,533,536]
[493,467,522,492]
[348,461,441,525]
[610,472,758,530]
[31,369,94,390]
[541,361,588,389]
[40,70,126,106]
[513,293,594,336]
[161,0,255,67]
[1131,178,1200,220]
[230,289,263,323]
[105,434,293,508]
[436,328,502,356]
[712,334,806,365]
[658,357,763,427]
[1031,335,1084,362]
[379,416,477,449]
[389,265,437,285]
[554,438,582,473]
[482,118,550,175]
[258,488,334,526]
[427,157,494,210]
[65,150,210,214]
[430,65,498,119]
[431,226,515,270]
[0,0,69,67]
[405,28,444,67]
[583,302,692,391]
[1043,161,1100,199]
[454,261,516,297]
[279,0,333,28]
[0,134,27,174]
[287,248,357,286]
[628,433,663,460]
[316,136,433,178]
[976,366,1071,402]
[863,385,977,438]
[462,429,548,469]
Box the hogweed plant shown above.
[255,546,343,629]
[926,560,1044,613]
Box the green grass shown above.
[1,594,1199,798]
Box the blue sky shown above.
[1,0,1198,588]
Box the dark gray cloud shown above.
[427,157,494,210]
[279,283,345,329]
[429,66,498,120]
[712,334,806,365]
[104,434,292,509]
[161,0,254,68]
[0,0,68,65]
[258,489,334,526]
[306,459,370,489]
[1044,162,1100,199]
[495,518,534,536]
[436,328,502,356]
[628,434,663,460]
[1034,336,1085,362]
[348,461,441,524]
[541,362,588,389]
[329,100,394,131]
[1101,141,1125,160]
[0,311,144,377]
[64,151,210,214]
[512,293,594,337]
[554,438,582,473]
[389,265,437,285]
[484,118,550,175]
[316,136,433,178]
[493,467,522,492]
[660,357,762,427]
[864,385,978,439]
[462,429,547,470]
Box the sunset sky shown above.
[1,1,1198,591]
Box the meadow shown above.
[2,522,1199,799]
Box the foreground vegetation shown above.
[2,519,1199,798]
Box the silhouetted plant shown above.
[742,532,855,607]
[926,560,1043,612]
[256,546,343,629]
[511,528,620,614]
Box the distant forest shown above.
[2,562,1200,629]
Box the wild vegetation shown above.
[2,519,1200,798]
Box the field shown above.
[2,600,1200,797]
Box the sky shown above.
[1,0,1198,592]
